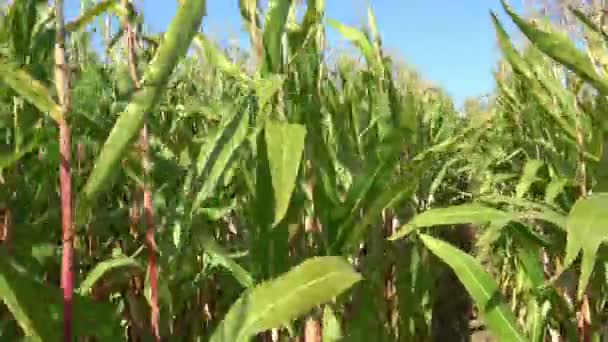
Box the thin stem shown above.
[54,0,74,341]
[574,96,591,342]
[121,1,160,339]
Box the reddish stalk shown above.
[121,2,160,339]
[54,0,74,340]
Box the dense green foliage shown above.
[0,0,607,341]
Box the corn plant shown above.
[0,0,607,341]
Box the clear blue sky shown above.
[66,0,526,108]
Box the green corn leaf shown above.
[544,178,569,205]
[77,255,143,296]
[0,56,61,122]
[500,0,608,95]
[264,120,306,227]
[0,136,42,171]
[389,204,512,241]
[287,0,324,52]
[254,74,285,110]
[595,143,608,192]
[516,159,544,198]
[262,0,293,74]
[65,0,125,33]
[336,156,395,227]
[491,12,577,140]
[340,174,419,252]
[198,231,255,288]
[192,105,250,213]
[327,19,377,72]
[428,157,460,200]
[563,192,608,299]
[0,257,122,341]
[209,256,361,342]
[490,12,534,80]
[520,208,567,232]
[419,234,527,342]
[79,0,207,219]
[193,33,251,82]
[367,4,380,46]
[513,236,547,342]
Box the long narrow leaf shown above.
[264,120,306,227]
[79,0,207,219]
[0,56,61,122]
[65,0,125,33]
[419,234,527,341]
[389,204,512,241]
[262,0,292,74]
[77,255,143,296]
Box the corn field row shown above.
[0,0,607,341]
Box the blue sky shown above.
[66,0,526,108]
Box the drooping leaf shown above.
[65,0,125,33]
[563,192,608,299]
[77,255,143,296]
[193,33,250,82]
[209,256,361,342]
[0,56,61,122]
[264,120,306,227]
[419,234,527,342]
[389,203,513,241]
[327,19,378,72]
[79,0,207,220]
[198,230,255,288]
